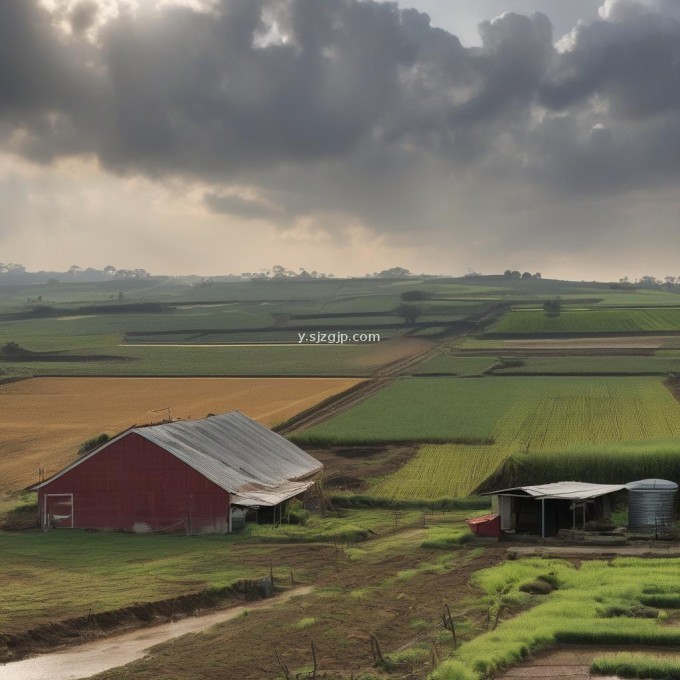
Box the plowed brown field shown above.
[0,377,362,492]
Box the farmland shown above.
[0,276,494,379]
[0,377,362,492]
[1,339,431,378]
[293,376,680,447]
[370,444,509,500]
[491,356,680,375]
[295,376,680,499]
[493,308,680,335]
[6,275,680,678]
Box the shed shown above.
[486,482,625,538]
[30,411,323,534]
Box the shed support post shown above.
[541,498,545,539]
[572,504,576,530]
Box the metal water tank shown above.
[626,479,678,531]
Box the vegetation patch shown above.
[591,652,680,679]
[432,557,680,679]
[370,444,511,500]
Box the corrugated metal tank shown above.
[626,479,678,531]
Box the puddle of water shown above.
[0,586,313,680]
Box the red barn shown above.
[30,412,322,534]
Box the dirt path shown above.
[497,644,680,679]
[0,587,313,680]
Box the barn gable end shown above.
[37,432,230,534]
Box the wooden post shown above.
[370,634,384,665]
[310,641,318,678]
[443,604,457,648]
[541,498,545,539]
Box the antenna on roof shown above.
[148,406,172,423]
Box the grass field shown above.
[433,557,680,679]
[0,377,361,492]
[0,508,427,635]
[494,309,680,334]
[0,508,474,635]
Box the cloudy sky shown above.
[2,0,680,279]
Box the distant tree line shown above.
[615,275,680,291]
[503,270,542,280]
[0,263,150,284]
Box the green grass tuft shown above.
[591,652,680,679]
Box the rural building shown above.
[485,482,626,538]
[30,412,323,534]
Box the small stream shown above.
[0,586,313,680]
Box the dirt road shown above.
[0,587,313,680]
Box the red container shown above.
[466,513,501,537]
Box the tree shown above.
[503,270,513,277]
[533,273,542,279]
[521,272,532,280]
[375,267,412,278]
[395,303,422,324]
[543,298,562,317]
[510,271,521,279]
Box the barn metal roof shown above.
[31,412,322,506]
[485,481,625,501]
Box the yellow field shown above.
[0,377,362,493]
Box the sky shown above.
[2,0,680,280]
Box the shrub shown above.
[78,433,111,454]
[591,653,680,679]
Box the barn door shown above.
[45,494,74,528]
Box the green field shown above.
[492,356,680,375]
[0,340,430,378]
[411,354,497,376]
[370,444,509,499]
[294,376,680,447]
[292,378,513,445]
[296,376,680,498]
[433,557,680,679]
[494,308,680,334]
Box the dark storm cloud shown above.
[2,0,680,246]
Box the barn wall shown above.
[38,433,230,534]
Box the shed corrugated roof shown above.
[32,412,322,506]
[486,481,625,500]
